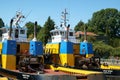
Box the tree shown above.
[0,18,4,27]
[0,18,4,36]
[37,16,55,45]
[88,8,120,38]
[93,41,113,58]
[74,20,85,32]
[25,21,41,39]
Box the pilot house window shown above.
[15,29,19,38]
[20,30,25,34]
[69,32,73,36]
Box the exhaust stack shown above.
[32,21,37,41]
[84,25,87,42]
[66,24,70,42]
[8,19,13,40]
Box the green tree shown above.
[93,41,113,58]
[0,18,4,36]
[88,8,120,38]
[74,20,85,32]
[37,16,55,45]
[109,38,120,47]
[111,47,120,57]
[25,21,41,40]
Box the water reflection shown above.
[106,76,120,80]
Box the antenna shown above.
[12,11,25,27]
[61,9,70,42]
[23,10,32,23]
[61,9,69,27]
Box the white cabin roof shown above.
[1,12,28,42]
[50,27,79,43]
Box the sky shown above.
[0,0,120,28]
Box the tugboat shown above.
[0,11,77,80]
[44,9,120,78]
[44,9,100,69]
[44,9,107,80]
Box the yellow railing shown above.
[50,65,103,75]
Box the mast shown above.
[61,9,68,28]
[61,9,70,41]
[12,11,25,27]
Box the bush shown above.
[109,38,120,47]
[93,41,113,58]
[111,47,120,57]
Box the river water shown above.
[106,76,120,80]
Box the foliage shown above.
[79,35,96,43]
[25,21,41,39]
[0,18,4,27]
[111,47,120,57]
[109,38,120,47]
[74,20,85,32]
[93,41,120,58]
[87,36,96,43]
[93,41,113,58]
[37,28,45,42]
[0,18,4,36]
[37,16,55,45]
[88,8,120,38]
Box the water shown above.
[106,76,120,80]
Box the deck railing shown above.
[101,59,120,66]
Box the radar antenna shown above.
[61,9,70,41]
[61,9,69,28]
[12,11,25,27]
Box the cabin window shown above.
[15,29,19,38]
[60,31,64,36]
[53,32,56,36]
[51,32,53,36]
[53,31,59,36]
[20,30,25,34]
[69,32,73,36]
[56,31,59,35]
[60,31,62,35]
[65,32,67,36]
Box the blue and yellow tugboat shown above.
[44,9,120,79]
[0,11,107,80]
[44,9,107,80]
[0,11,75,80]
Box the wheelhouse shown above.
[50,28,77,43]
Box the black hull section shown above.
[102,69,120,76]
[91,69,120,76]
[0,67,41,80]
[0,67,76,80]
[0,67,120,80]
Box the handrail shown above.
[101,59,120,65]
[50,65,103,75]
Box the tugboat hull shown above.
[102,69,120,76]
[89,69,120,76]
[0,67,76,80]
